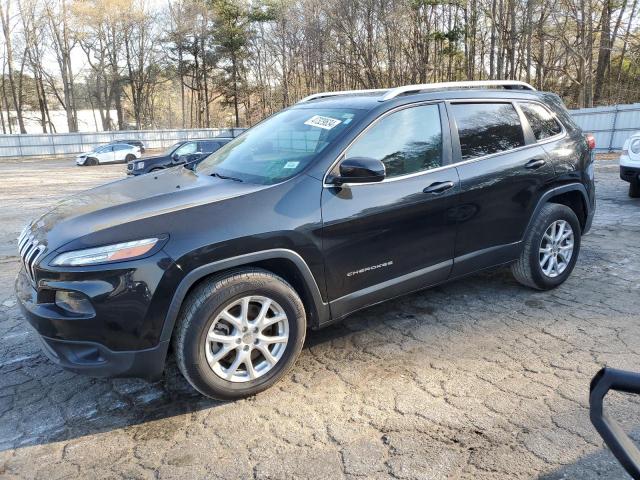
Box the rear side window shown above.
[450,103,525,161]
[199,141,220,152]
[519,102,562,140]
[344,104,442,178]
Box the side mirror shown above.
[171,153,179,161]
[330,157,385,185]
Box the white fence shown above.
[0,128,246,158]
[569,103,640,152]
[2,103,639,158]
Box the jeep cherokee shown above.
[15,80,596,399]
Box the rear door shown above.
[321,102,460,317]
[448,100,556,276]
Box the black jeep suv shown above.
[127,138,232,175]
[16,81,595,399]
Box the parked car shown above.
[127,139,232,175]
[620,132,640,197]
[76,143,141,166]
[17,80,595,400]
[110,139,146,154]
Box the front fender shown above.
[158,248,330,344]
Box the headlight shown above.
[630,139,640,155]
[135,162,145,170]
[51,238,159,266]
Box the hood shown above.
[26,167,268,253]
[76,151,93,158]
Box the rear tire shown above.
[629,179,640,198]
[511,203,581,290]
[174,268,306,400]
[125,154,135,162]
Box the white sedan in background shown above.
[76,144,141,166]
[621,132,640,197]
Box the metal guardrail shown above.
[0,128,246,158]
[590,367,640,479]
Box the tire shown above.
[174,268,306,400]
[511,203,581,290]
[125,154,136,162]
[86,157,98,166]
[629,179,640,198]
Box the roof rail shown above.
[298,88,390,103]
[380,80,536,101]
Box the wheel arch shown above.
[525,184,590,238]
[159,249,330,344]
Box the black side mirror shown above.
[171,153,179,161]
[330,157,385,185]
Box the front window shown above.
[342,104,443,178]
[175,142,197,156]
[196,108,363,185]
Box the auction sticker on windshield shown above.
[304,115,342,130]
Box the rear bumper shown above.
[620,165,640,184]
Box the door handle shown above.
[423,181,455,194]
[525,158,547,169]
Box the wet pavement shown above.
[1,156,639,479]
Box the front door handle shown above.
[423,181,455,194]
[525,158,547,169]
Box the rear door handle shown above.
[525,158,547,169]
[423,181,455,194]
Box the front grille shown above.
[18,227,46,284]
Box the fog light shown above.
[55,291,95,316]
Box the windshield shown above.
[196,108,363,185]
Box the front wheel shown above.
[86,157,98,166]
[512,203,581,290]
[174,269,306,400]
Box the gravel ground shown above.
[0,156,639,479]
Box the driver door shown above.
[321,102,459,318]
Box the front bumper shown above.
[14,250,180,379]
[76,157,86,166]
[34,333,169,379]
[620,165,640,184]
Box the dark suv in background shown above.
[127,138,232,175]
[16,81,595,400]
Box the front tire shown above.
[174,269,306,400]
[511,203,581,290]
[629,179,640,198]
[86,157,98,166]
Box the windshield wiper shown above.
[211,171,243,182]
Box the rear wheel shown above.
[174,269,306,400]
[511,203,581,290]
[125,154,136,162]
[629,179,640,198]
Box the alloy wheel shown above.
[204,295,289,383]
[539,219,574,278]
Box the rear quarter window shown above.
[519,102,562,140]
[450,102,525,161]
